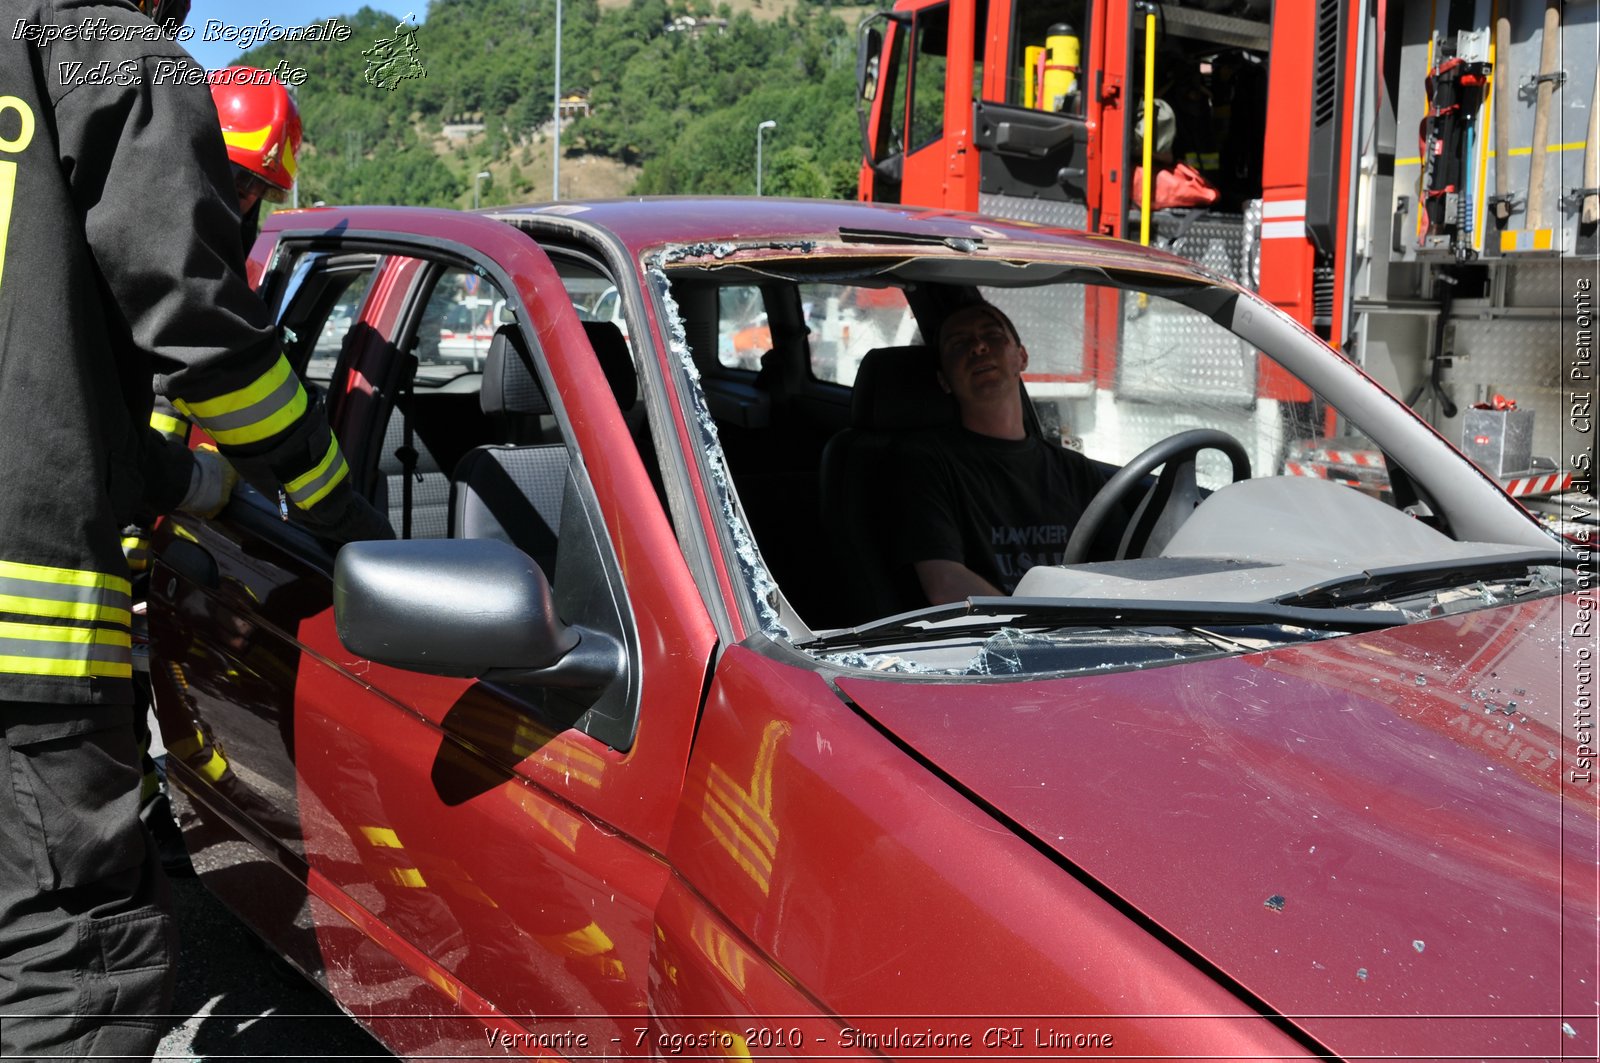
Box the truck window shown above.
[908,4,951,152]
[1007,1,1088,116]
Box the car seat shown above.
[450,324,568,580]
[817,345,957,624]
[450,321,647,584]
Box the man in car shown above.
[0,3,385,1058]
[894,301,1120,605]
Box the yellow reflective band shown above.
[0,653,131,679]
[0,559,130,597]
[122,535,150,573]
[284,435,349,510]
[0,560,132,627]
[389,867,427,888]
[0,594,132,627]
[282,139,297,180]
[150,410,184,436]
[172,355,309,446]
[0,621,129,646]
[221,124,272,153]
[0,621,131,679]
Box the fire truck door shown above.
[886,2,971,208]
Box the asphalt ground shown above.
[155,867,394,1062]
[146,705,393,1062]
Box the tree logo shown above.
[363,14,427,91]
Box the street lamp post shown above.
[756,119,777,196]
[474,170,491,210]
[552,0,563,201]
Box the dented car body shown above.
[147,199,1595,1060]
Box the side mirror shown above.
[856,26,883,103]
[855,12,907,182]
[333,538,621,691]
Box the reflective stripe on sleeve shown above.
[121,535,151,573]
[0,560,132,627]
[283,434,349,510]
[172,355,308,446]
[150,410,186,441]
[0,620,131,679]
[0,560,133,679]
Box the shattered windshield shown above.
[656,248,1570,676]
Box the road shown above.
[156,872,394,1061]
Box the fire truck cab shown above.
[856,1,1598,530]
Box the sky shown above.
[181,1,415,70]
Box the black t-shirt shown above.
[894,428,1117,595]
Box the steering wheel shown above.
[1062,429,1251,565]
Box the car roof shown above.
[262,197,1222,289]
[492,196,1103,249]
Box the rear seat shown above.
[375,373,490,539]
[376,412,451,538]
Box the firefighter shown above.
[124,68,302,579]
[0,2,388,1059]
[211,66,302,253]
[127,69,304,870]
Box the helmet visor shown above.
[233,164,289,207]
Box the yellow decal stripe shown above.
[221,124,272,153]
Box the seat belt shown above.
[394,354,420,539]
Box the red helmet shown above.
[208,68,302,202]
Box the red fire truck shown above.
[855,0,1597,521]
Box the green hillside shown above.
[238,0,869,208]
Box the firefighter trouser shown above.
[0,703,177,1061]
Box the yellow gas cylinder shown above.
[1041,23,1080,112]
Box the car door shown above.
[149,208,717,1057]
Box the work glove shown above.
[177,444,239,519]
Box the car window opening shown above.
[654,251,1572,675]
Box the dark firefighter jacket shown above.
[0,0,355,706]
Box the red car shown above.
[148,198,1595,1061]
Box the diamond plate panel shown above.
[1244,198,1263,291]
[1153,214,1248,285]
[1450,316,1563,394]
[1116,291,1257,404]
[1503,262,1565,309]
[1084,396,1262,491]
[983,284,1088,377]
[977,194,1089,231]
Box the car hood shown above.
[836,594,1595,1060]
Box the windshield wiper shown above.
[1274,550,1573,609]
[801,596,1400,652]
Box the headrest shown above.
[481,324,550,420]
[850,345,957,431]
[581,320,636,409]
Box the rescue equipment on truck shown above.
[1025,23,1081,112]
[1418,39,1490,256]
